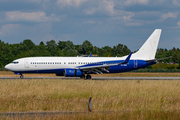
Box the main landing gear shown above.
[86,75,92,79]
[81,74,92,80]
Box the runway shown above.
[0,77,180,80]
[0,111,88,117]
[0,110,128,118]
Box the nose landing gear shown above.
[20,75,24,79]
[14,73,24,79]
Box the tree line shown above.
[0,39,179,68]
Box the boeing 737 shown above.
[5,29,169,79]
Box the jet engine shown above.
[64,69,84,77]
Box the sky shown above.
[0,0,180,51]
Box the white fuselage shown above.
[5,56,128,72]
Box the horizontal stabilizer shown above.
[146,56,172,62]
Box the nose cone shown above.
[5,64,11,71]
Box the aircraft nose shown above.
[5,64,11,70]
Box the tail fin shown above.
[132,29,162,60]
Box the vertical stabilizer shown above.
[132,29,162,60]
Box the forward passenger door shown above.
[24,60,29,68]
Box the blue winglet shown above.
[119,52,132,64]
[89,54,92,57]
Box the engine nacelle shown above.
[76,69,84,77]
[64,69,84,77]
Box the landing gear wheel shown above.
[20,75,24,79]
[81,74,85,79]
[86,75,92,80]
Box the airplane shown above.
[5,29,169,79]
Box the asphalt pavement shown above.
[0,77,180,80]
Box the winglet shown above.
[89,54,92,57]
[119,52,132,65]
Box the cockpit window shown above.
[11,61,19,64]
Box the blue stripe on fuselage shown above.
[109,60,146,73]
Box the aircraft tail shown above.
[132,29,162,60]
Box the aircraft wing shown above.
[78,52,132,74]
